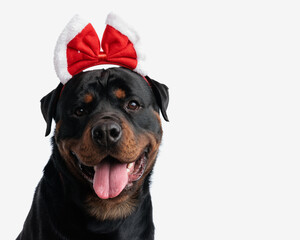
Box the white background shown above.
[1,0,300,239]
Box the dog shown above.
[17,67,169,240]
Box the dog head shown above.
[40,67,169,220]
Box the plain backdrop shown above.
[1,0,300,239]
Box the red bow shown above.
[54,14,145,84]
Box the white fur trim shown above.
[83,64,121,72]
[134,61,147,76]
[106,13,139,45]
[84,64,148,76]
[106,12,146,76]
[54,15,89,84]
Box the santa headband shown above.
[54,13,146,85]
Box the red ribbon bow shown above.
[54,14,145,84]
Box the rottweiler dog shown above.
[17,67,169,240]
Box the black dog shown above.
[17,67,169,240]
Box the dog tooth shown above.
[127,162,134,170]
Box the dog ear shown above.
[145,76,169,122]
[40,83,63,136]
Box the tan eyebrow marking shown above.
[84,93,93,103]
[114,89,126,99]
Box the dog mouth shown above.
[71,148,149,199]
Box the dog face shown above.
[41,67,169,220]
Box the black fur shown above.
[17,68,169,240]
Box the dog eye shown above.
[75,108,86,117]
[126,100,140,111]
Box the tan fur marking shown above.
[114,89,126,99]
[84,93,93,103]
[55,120,62,135]
[153,110,162,131]
[56,138,83,180]
[86,191,139,221]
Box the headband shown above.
[54,13,146,85]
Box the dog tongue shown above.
[93,159,128,199]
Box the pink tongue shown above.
[93,160,128,199]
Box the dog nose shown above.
[92,121,122,146]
